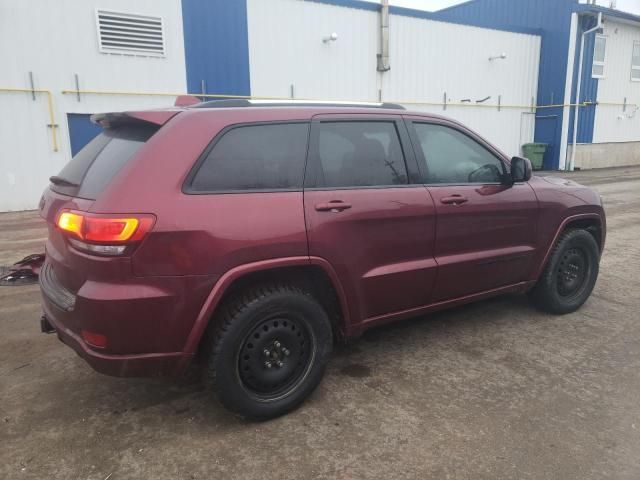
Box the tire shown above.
[205,283,333,419]
[529,229,600,314]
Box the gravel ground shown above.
[1,166,640,479]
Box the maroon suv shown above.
[39,100,605,418]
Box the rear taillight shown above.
[56,210,154,256]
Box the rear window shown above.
[51,123,158,199]
[188,123,309,192]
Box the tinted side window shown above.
[314,121,408,188]
[413,123,504,184]
[52,124,157,199]
[190,123,309,191]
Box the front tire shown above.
[206,284,332,419]
[529,229,600,314]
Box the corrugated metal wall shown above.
[0,0,187,212]
[181,0,251,96]
[384,14,540,157]
[247,0,541,157]
[247,0,380,101]
[566,14,600,147]
[0,0,186,211]
[593,19,640,143]
[431,0,576,169]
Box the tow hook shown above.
[40,315,56,334]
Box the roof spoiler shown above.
[174,95,202,107]
[91,111,179,128]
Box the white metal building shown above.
[0,0,187,212]
[1,0,544,212]
[583,16,640,168]
[247,0,540,160]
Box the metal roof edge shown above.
[574,4,640,25]
[390,5,543,36]
[302,0,542,37]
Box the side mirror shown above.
[510,156,532,183]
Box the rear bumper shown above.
[39,259,213,377]
[42,300,192,377]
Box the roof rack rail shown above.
[191,99,405,110]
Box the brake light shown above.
[84,217,141,242]
[56,210,154,255]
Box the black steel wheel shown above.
[205,283,332,419]
[529,229,600,314]
[556,247,590,299]
[238,315,313,400]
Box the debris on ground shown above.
[0,254,45,286]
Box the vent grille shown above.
[96,10,165,57]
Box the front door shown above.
[303,115,437,324]
[406,119,539,302]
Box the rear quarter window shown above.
[52,123,158,199]
[187,123,310,192]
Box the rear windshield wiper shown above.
[49,176,79,187]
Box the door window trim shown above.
[403,118,509,187]
[182,120,311,195]
[304,115,422,191]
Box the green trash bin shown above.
[521,143,547,171]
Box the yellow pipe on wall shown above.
[63,88,634,111]
[0,87,59,152]
[62,88,538,109]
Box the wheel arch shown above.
[534,213,604,280]
[178,257,350,371]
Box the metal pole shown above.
[74,74,81,102]
[29,72,35,101]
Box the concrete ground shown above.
[1,166,640,480]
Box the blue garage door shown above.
[67,114,103,156]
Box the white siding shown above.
[0,0,186,212]
[247,0,541,157]
[247,0,379,101]
[593,19,640,143]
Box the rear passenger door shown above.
[303,115,437,325]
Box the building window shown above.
[592,35,606,78]
[632,41,640,82]
[96,10,165,57]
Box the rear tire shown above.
[529,229,600,314]
[205,283,332,419]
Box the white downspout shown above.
[377,0,390,72]
[559,13,578,171]
[569,12,602,171]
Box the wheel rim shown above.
[556,247,589,298]
[237,316,313,400]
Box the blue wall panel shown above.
[181,0,251,96]
[567,15,599,146]
[431,0,578,169]
[67,114,102,157]
[307,0,540,35]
